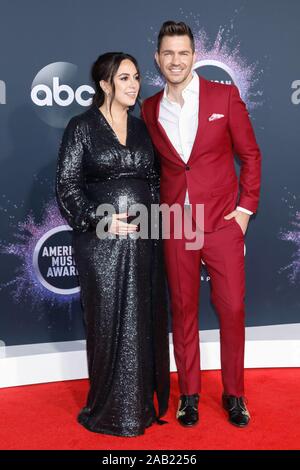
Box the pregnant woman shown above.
[56,52,169,437]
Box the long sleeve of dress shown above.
[56,117,103,232]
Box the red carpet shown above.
[0,369,299,450]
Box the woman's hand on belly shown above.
[109,213,138,235]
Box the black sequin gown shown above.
[56,105,169,437]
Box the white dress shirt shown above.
[158,72,252,214]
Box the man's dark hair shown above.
[157,21,195,52]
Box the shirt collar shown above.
[163,71,199,103]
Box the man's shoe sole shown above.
[223,406,250,428]
[177,419,199,427]
[227,418,250,428]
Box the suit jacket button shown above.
[185,165,190,171]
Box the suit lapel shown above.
[187,76,209,164]
[153,90,184,166]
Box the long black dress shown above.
[56,105,169,437]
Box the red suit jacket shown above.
[141,76,262,232]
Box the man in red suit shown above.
[141,21,261,428]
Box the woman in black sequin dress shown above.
[56,53,169,436]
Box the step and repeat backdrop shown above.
[0,0,299,347]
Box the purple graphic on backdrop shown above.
[279,191,300,285]
[0,200,80,309]
[146,11,264,109]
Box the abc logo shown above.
[31,62,95,128]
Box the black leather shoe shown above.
[176,394,199,427]
[222,394,250,427]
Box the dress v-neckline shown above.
[97,106,129,148]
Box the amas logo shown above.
[32,225,80,295]
[291,80,300,105]
[31,62,95,128]
[0,201,81,305]
[193,58,234,87]
[0,80,6,104]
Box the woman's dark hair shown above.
[157,21,195,52]
[91,52,140,109]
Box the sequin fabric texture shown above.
[56,105,170,436]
